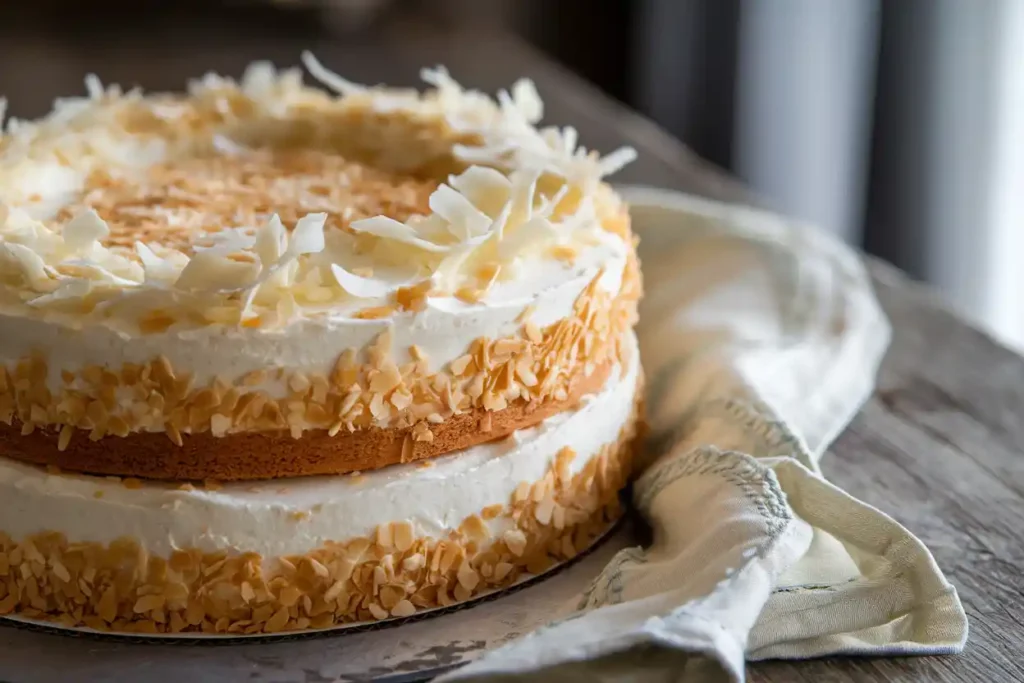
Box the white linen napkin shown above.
[439,188,968,682]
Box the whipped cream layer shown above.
[0,241,627,401]
[0,332,639,558]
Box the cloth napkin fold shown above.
[439,188,968,682]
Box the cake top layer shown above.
[53,148,437,252]
[0,54,636,336]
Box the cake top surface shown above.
[53,148,438,253]
[0,54,636,335]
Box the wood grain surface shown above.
[1,12,1018,683]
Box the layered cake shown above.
[0,54,643,634]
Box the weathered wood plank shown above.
[750,265,1024,683]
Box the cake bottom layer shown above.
[0,334,642,635]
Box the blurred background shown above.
[2,0,1023,349]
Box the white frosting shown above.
[0,240,627,402]
[0,332,639,558]
[0,55,635,425]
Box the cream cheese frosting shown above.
[0,332,639,558]
[0,55,636,436]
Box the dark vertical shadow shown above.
[862,1,935,278]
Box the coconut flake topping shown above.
[0,54,635,333]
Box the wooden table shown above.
[1,13,1019,683]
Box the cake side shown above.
[0,332,643,633]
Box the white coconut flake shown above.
[548,124,582,151]
[28,279,94,307]
[560,196,598,233]
[431,243,477,293]
[598,147,638,176]
[420,66,460,97]
[446,166,511,218]
[349,216,456,253]
[60,260,141,287]
[301,51,366,96]
[330,263,409,299]
[84,74,105,100]
[254,215,288,267]
[432,201,513,292]
[495,90,536,139]
[429,184,492,241]
[287,213,327,257]
[506,170,540,224]
[240,61,279,97]
[533,186,571,224]
[449,165,510,195]
[189,71,235,97]
[239,213,326,314]
[174,251,258,292]
[135,242,183,283]
[511,79,543,124]
[62,209,110,253]
[499,216,558,261]
[0,242,53,290]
